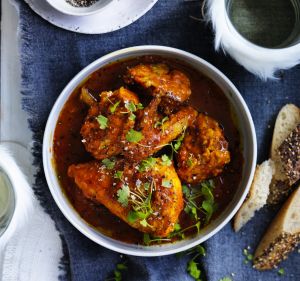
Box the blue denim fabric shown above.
[17,0,300,280]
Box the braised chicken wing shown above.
[123,98,198,162]
[124,64,192,104]
[80,87,140,160]
[176,113,230,184]
[68,158,183,237]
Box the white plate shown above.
[24,0,159,34]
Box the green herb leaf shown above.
[114,171,123,180]
[126,129,143,143]
[102,158,115,169]
[143,233,151,245]
[162,179,172,188]
[117,184,130,207]
[187,260,201,280]
[138,157,156,172]
[96,114,108,129]
[202,200,214,222]
[144,182,150,191]
[114,270,121,281]
[136,103,144,110]
[128,113,136,121]
[125,101,137,112]
[201,185,214,203]
[140,218,148,227]
[109,100,121,113]
[174,131,185,151]
[161,154,172,166]
[243,248,254,265]
[127,210,147,223]
[278,268,285,276]
[154,116,169,130]
[174,223,181,232]
[116,263,127,271]
[195,245,206,256]
[182,184,191,198]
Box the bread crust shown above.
[233,160,274,232]
[254,187,300,270]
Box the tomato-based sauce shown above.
[53,55,243,244]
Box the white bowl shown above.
[46,0,112,16]
[43,46,257,256]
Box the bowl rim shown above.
[43,45,257,256]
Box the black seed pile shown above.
[66,0,99,7]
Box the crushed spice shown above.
[66,0,98,7]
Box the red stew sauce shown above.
[52,56,243,244]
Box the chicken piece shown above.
[124,64,192,104]
[124,99,198,162]
[80,87,141,160]
[68,158,183,238]
[176,113,230,184]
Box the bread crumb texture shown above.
[254,232,300,270]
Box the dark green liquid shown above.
[228,0,297,48]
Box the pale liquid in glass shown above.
[227,0,299,48]
[0,170,14,236]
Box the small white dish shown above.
[43,45,257,256]
[24,0,159,34]
[46,0,112,17]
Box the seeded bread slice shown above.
[267,179,293,205]
[278,124,300,186]
[271,104,300,177]
[234,160,275,232]
[268,104,300,205]
[254,186,300,270]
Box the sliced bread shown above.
[268,104,300,204]
[234,160,275,232]
[270,104,300,181]
[254,186,300,270]
[267,179,293,205]
[278,124,300,186]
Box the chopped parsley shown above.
[114,171,123,180]
[127,179,154,228]
[109,100,121,113]
[128,113,136,121]
[173,131,185,151]
[138,157,156,172]
[144,182,150,190]
[185,245,206,281]
[143,233,151,245]
[96,114,108,129]
[125,101,136,112]
[117,184,130,207]
[154,116,169,132]
[278,268,285,276]
[161,154,172,166]
[106,261,128,281]
[187,260,201,280]
[124,101,143,121]
[183,180,216,224]
[126,129,144,143]
[243,248,253,264]
[162,179,173,188]
[102,158,115,169]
